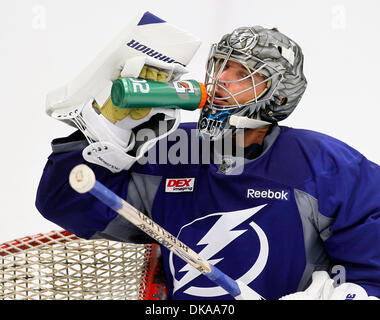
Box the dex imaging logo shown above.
[165,178,195,193]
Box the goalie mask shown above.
[197,26,307,141]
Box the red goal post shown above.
[0,230,168,300]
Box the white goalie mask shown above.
[197,26,307,141]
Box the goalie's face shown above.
[198,58,270,140]
[210,59,268,106]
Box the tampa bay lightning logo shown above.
[169,205,269,298]
[228,28,258,51]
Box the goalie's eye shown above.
[238,70,250,78]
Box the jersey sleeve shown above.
[314,148,380,297]
[35,130,154,244]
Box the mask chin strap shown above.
[229,115,271,129]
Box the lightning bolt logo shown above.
[169,205,268,297]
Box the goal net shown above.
[0,230,167,300]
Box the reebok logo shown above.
[247,188,289,201]
[165,178,195,193]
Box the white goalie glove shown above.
[45,12,201,172]
[279,271,379,300]
[49,57,186,172]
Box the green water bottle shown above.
[111,78,207,111]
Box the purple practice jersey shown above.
[36,123,380,300]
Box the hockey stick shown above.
[69,164,264,300]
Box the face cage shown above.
[204,45,282,112]
[198,46,283,140]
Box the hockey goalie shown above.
[36,12,380,300]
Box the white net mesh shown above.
[0,230,156,300]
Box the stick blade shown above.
[69,164,96,193]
